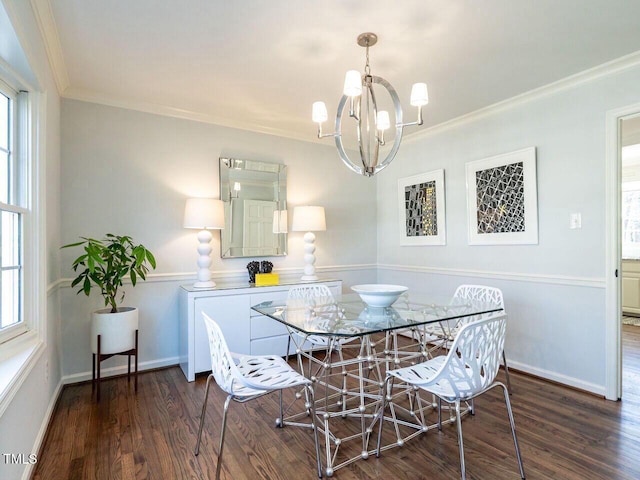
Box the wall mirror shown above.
[220,157,287,258]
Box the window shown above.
[622,181,640,259]
[0,81,26,344]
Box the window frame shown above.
[0,79,26,345]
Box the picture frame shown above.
[465,147,538,245]
[398,169,446,246]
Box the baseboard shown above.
[61,356,180,385]
[22,377,63,480]
[506,359,605,397]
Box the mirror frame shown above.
[219,157,287,258]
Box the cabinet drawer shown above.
[250,335,293,356]
[250,315,289,339]
[250,290,289,316]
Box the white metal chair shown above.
[195,313,322,479]
[286,285,357,373]
[424,284,512,392]
[376,314,525,480]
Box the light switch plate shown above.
[570,213,582,229]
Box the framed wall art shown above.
[398,169,446,246]
[465,147,538,245]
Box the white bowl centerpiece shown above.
[351,284,408,308]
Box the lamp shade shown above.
[183,198,225,229]
[376,110,390,131]
[312,101,328,123]
[343,70,362,97]
[291,206,326,232]
[410,82,429,106]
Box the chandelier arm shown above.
[370,75,403,173]
[335,94,364,176]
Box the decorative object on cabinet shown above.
[219,157,287,258]
[62,234,156,401]
[183,198,225,287]
[466,147,538,245]
[398,169,446,246]
[246,261,260,283]
[291,206,326,281]
[255,273,280,286]
[311,32,428,177]
[178,279,342,381]
[246,260,274,283]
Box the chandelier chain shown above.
[365,45,371,75]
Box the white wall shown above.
[0,1,61,479]
[376,62,640,394]
[59,99,378,379]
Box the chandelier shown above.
[312,32,428,177]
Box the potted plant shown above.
[62,234,157,355]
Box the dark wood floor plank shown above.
[32,325,640,479]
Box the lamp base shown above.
[300,274,319,282]
[193,280,216,288]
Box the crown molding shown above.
[404,49,640,143]
[30,0,69,94]
[61,86,316,143]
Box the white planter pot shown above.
[91,307,139,355]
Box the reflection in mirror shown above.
[220,157,287,258]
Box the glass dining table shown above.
[251,292,503,476]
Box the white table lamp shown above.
[184,198,225,288]
[292,206,326,281]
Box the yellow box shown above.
[255,273,280,286]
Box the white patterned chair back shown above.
[287,284,334,302]
[435,314,506,399]
[454,284,504,309]
[202,313,241,395]
[453,284,504,328]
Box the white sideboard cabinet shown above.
[179,279,342,381]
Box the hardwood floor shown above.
[32,331,640,480]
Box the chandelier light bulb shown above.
[376,111,390,131]
[343,70,362,97]
[312,101,328,123]
[410,83,429,106]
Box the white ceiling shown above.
[37,0,640,143]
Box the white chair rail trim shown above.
[377,264,605,289]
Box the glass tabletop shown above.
[251,292,503,337]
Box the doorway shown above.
[605,104,640,400]
[620,116,640,400]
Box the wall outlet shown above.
[44,359,49,382]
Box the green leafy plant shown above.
[62,234,157,313]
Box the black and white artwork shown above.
[466,148,538,245]
[398,169,446,246]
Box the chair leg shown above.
[503,350,513,394]
[215,395,233,480]
[286,335,292,364]
[454,400,467,480]
[92,353,96,392]
[306,385,323,478]
[194,375,214,455]
[501,384,525,479]
[277,389,284,428]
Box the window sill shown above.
[0,331,44,418]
